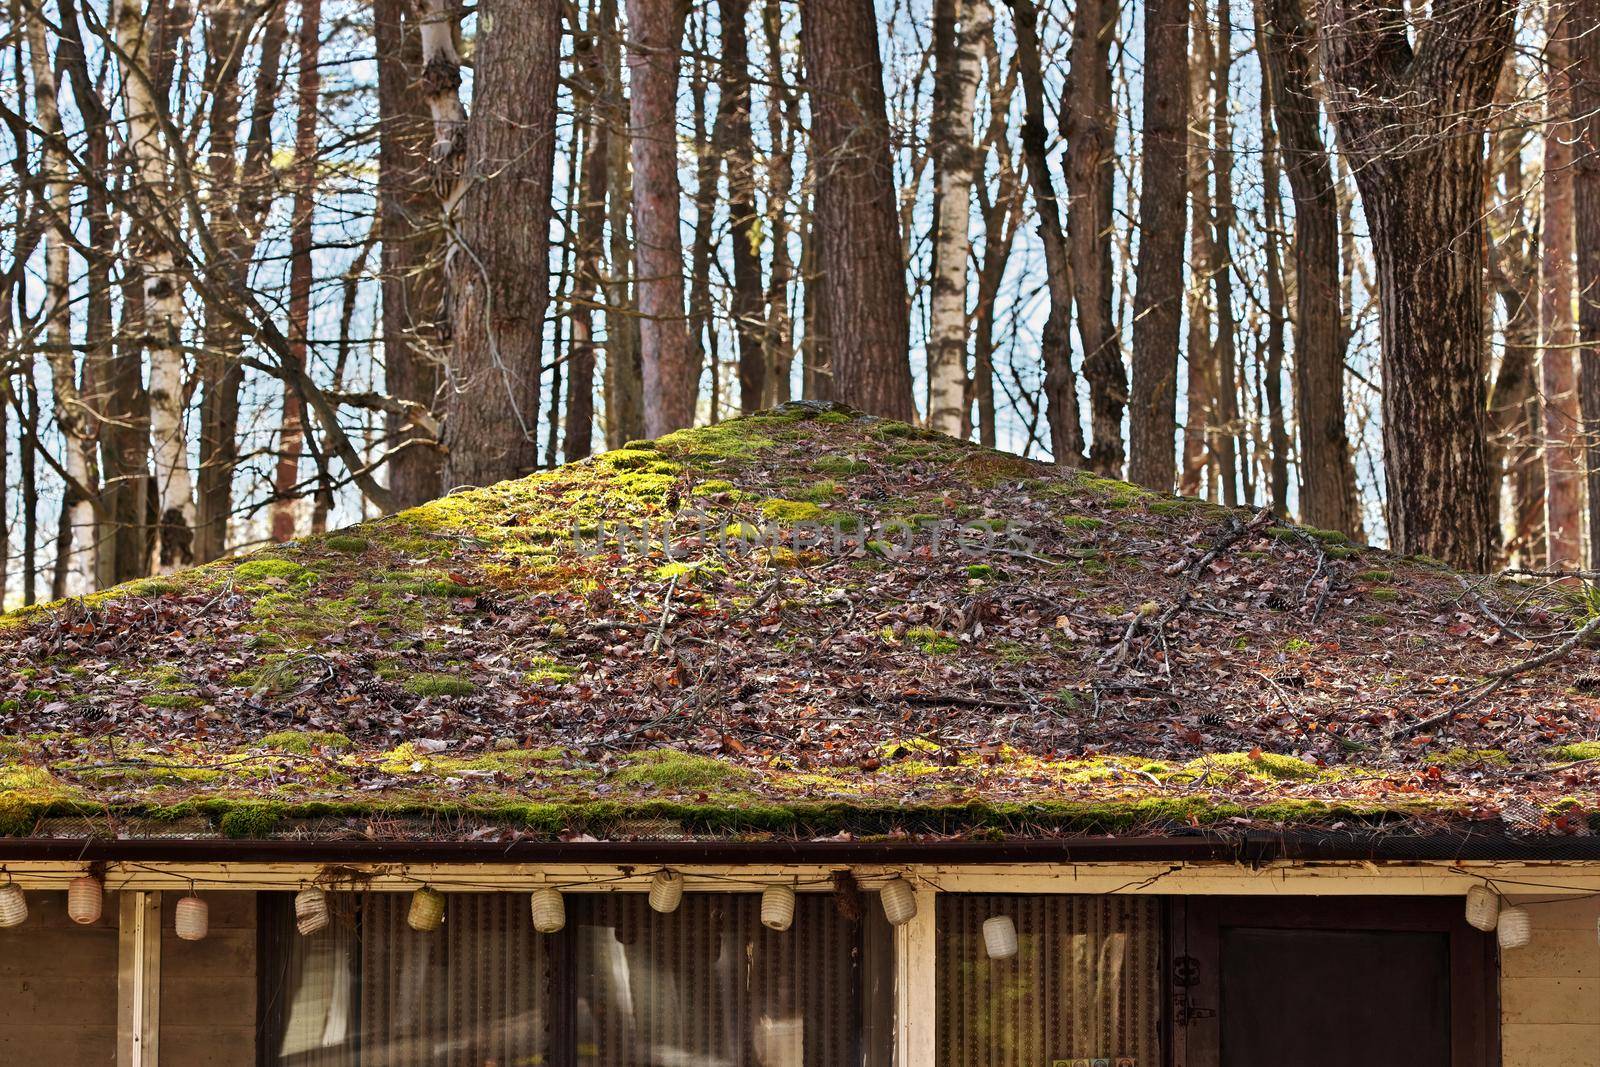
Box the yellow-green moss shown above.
[234,559,311,584]
[1552,741,1600,762]
[1434,747,1509,768]
[324,535,370,554]
[403,673,477,698]
[258,730,352,755]
[1180,751,1321,781]
[1368,587,1401,603]
[760,498,826,523]
[140,693,203,710]
[614,749,753,791]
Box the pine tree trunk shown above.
[1572,0,1600,569]
[377,0,445,506]
[927,0,991,434]
[439,0,561,487]
[1067,0,1125,475]
[1006,0,1085,462]
[1319,0,1511,569]
[26,15,98,593]
[715,0,767,414]
[1542,1,1584,565]
[1128,0,1189,491]
[115,0,195,573]
[761,0,795,406]
[1254,1,1291,515]
[601,0,644,447]
[800,0,915,421]
[272,0,321,542]
[627,0,696,435]
[1211,0,1240,506]
[1262,0,1361,537]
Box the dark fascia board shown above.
[0,831,1593,865]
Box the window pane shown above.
[260,893,550,1067]
[936,895,1161,1067]
[572,892,893,1067]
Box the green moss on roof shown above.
[3,401,1599,843]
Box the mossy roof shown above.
[4,401,1600,846]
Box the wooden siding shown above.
[159,892,257,1067]
[1502,895,1600,1067]
[0,888,119,1064]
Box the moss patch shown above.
[614,749,753,791]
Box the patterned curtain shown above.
[935,895,1161,1067]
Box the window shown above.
[260,891,894,1066]
[936,895,1162,1067]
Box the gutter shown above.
[0,831,1596,865]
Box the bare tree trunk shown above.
[1542,1,1584,565]
[761,0,795,406]
[715,0,768,414]
[601,0,644,447]
[971,41,1021,449]
[115,0,195,572]
[1262,0,1362,536]
[627,0,695,435]
[1005,0,1085,463]
[800,0,915,421]
[271,0,322,542]
[1067,0,1125,475]
[1254,1,1290,514]
[1211,0,1240,506]
[442,0,561,487]
[26,15,98,593]
[377,0,445,507]
[565,3,608,461]
[686,15,721,420]
[1128,0,1189,491]
[927,0,991,434]
[1180,3,1215,499]
[1319,0,1511,569]
[1573,0,1600,569]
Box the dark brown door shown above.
[1170,898,1497,1067]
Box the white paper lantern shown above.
[761,885,797,931]
[1464,885,1500,932]
[407,887,445,932]
[531,887,565,933]
[648,871,684,914]
[67,875,104,925]
[983,915,1019,959]
[879,877,917,927]
[1497,906,1532,950]
[0,884,26,928]
[175,895,209,941]
[295,887,330,935]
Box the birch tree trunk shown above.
[1128,0,1190,491]
[115,0,195,572]
[627,0,696,435]
[26,15,98,594]
[927,0,991,435]
[1067,0,1125,475]
[443,0,562,487]
[800,0,915,421]
[1261,0,1362,536]
[1541,1,1584,566]
[1006,0,1085,463]
[1319,0,1512,569]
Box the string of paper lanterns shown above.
[1465,883,1536,951]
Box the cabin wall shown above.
[1501,895,1600,1067]
[160,891,258,1067]
[0,889,119,1062]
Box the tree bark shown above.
[600,0,644,447]
[1261,0,1362,536]
[1254,0,1291,515]
[1005,0,1085,462]
[115,0,195,572]
[715,0,768,414]
[1180,2,1215,499]
[271,0,322,542]
[761,0,796,406]
[565,4,608,461]
[1211,0,1241,506]
[1572,0,1600,569]
[627,0,695,436]
[800,0,915,421]
[377,0,445,507]
[440,0,561,487]
[26,14,98,594]
[927,0,991,434]
[1319,0,1512,569]
[1541,1,1584,565]
[1066,0,1125,475]
[1128,0,1190,491]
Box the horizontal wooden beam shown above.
[2,859,1597,895]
